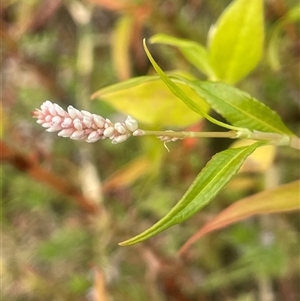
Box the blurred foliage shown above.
[1,0,300,301]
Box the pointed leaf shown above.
[142,40,239,131]
[230,140,276,173]
[119,142,263,246]
[209,0,264,83]
[179,180,300,255]
[92,75,208,127]
[150,33,216,79]
[92,75,158,97]
[184,80,293,135]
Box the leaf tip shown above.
[118,239,135,247]
[90,91,98,99]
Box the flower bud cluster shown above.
[32,100,139,144]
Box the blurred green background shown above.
[2,0,299,300]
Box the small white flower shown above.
[73,118,83,131]
[125,115,138,132]
[93,115,105,128]
[67,105,77,119]
[83,116,93,128]
[54,103,66,117]
[114,122,127,135]
[61,117,73,128]
[112,134,128,144]
[103,126,115,138]
[58,128,74,137]
[70,130,85,140]
[86,131,100,143]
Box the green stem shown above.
[143,39,242,132]
[136,129,300,150]
[248,131,300,150]
[141,130,238,139]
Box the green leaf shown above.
[119,142,262,246]
[184,79,293,135]
[179,180,300,255]
[150,33,216,79]
[209,0,264,83]
[142,39,240,131]
[92,75,157,98]
[92,75,209,127]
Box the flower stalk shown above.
[32,101,300,149]
[136,130,238,142]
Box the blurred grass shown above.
[2,0,300,300]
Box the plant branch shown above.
[136,129,300,150]
[140,130,238,139]
[248,131,300,150]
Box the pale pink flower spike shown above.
[32,100,140,144]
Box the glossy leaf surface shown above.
[142,40,239,131]
[182,79,293,135]
[119,142,262,246]
[92,75,208,127]
[209,0,264,83]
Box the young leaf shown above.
[183,79,293,135]
[119,142,263,246]
[179,180,300,255]
[92,75,209,127]
[142,39,240,131]
[209,0,264,83]
[150,33,216,79]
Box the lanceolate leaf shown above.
[230,140,276,173]
[185,80,293,135]
[142,39,240,131]
[150,33,216,79]
[119,142,263,246]
[91,75,209,127]
[179,180,300,255]
[91,75,158,98]
[209,0,264,83]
